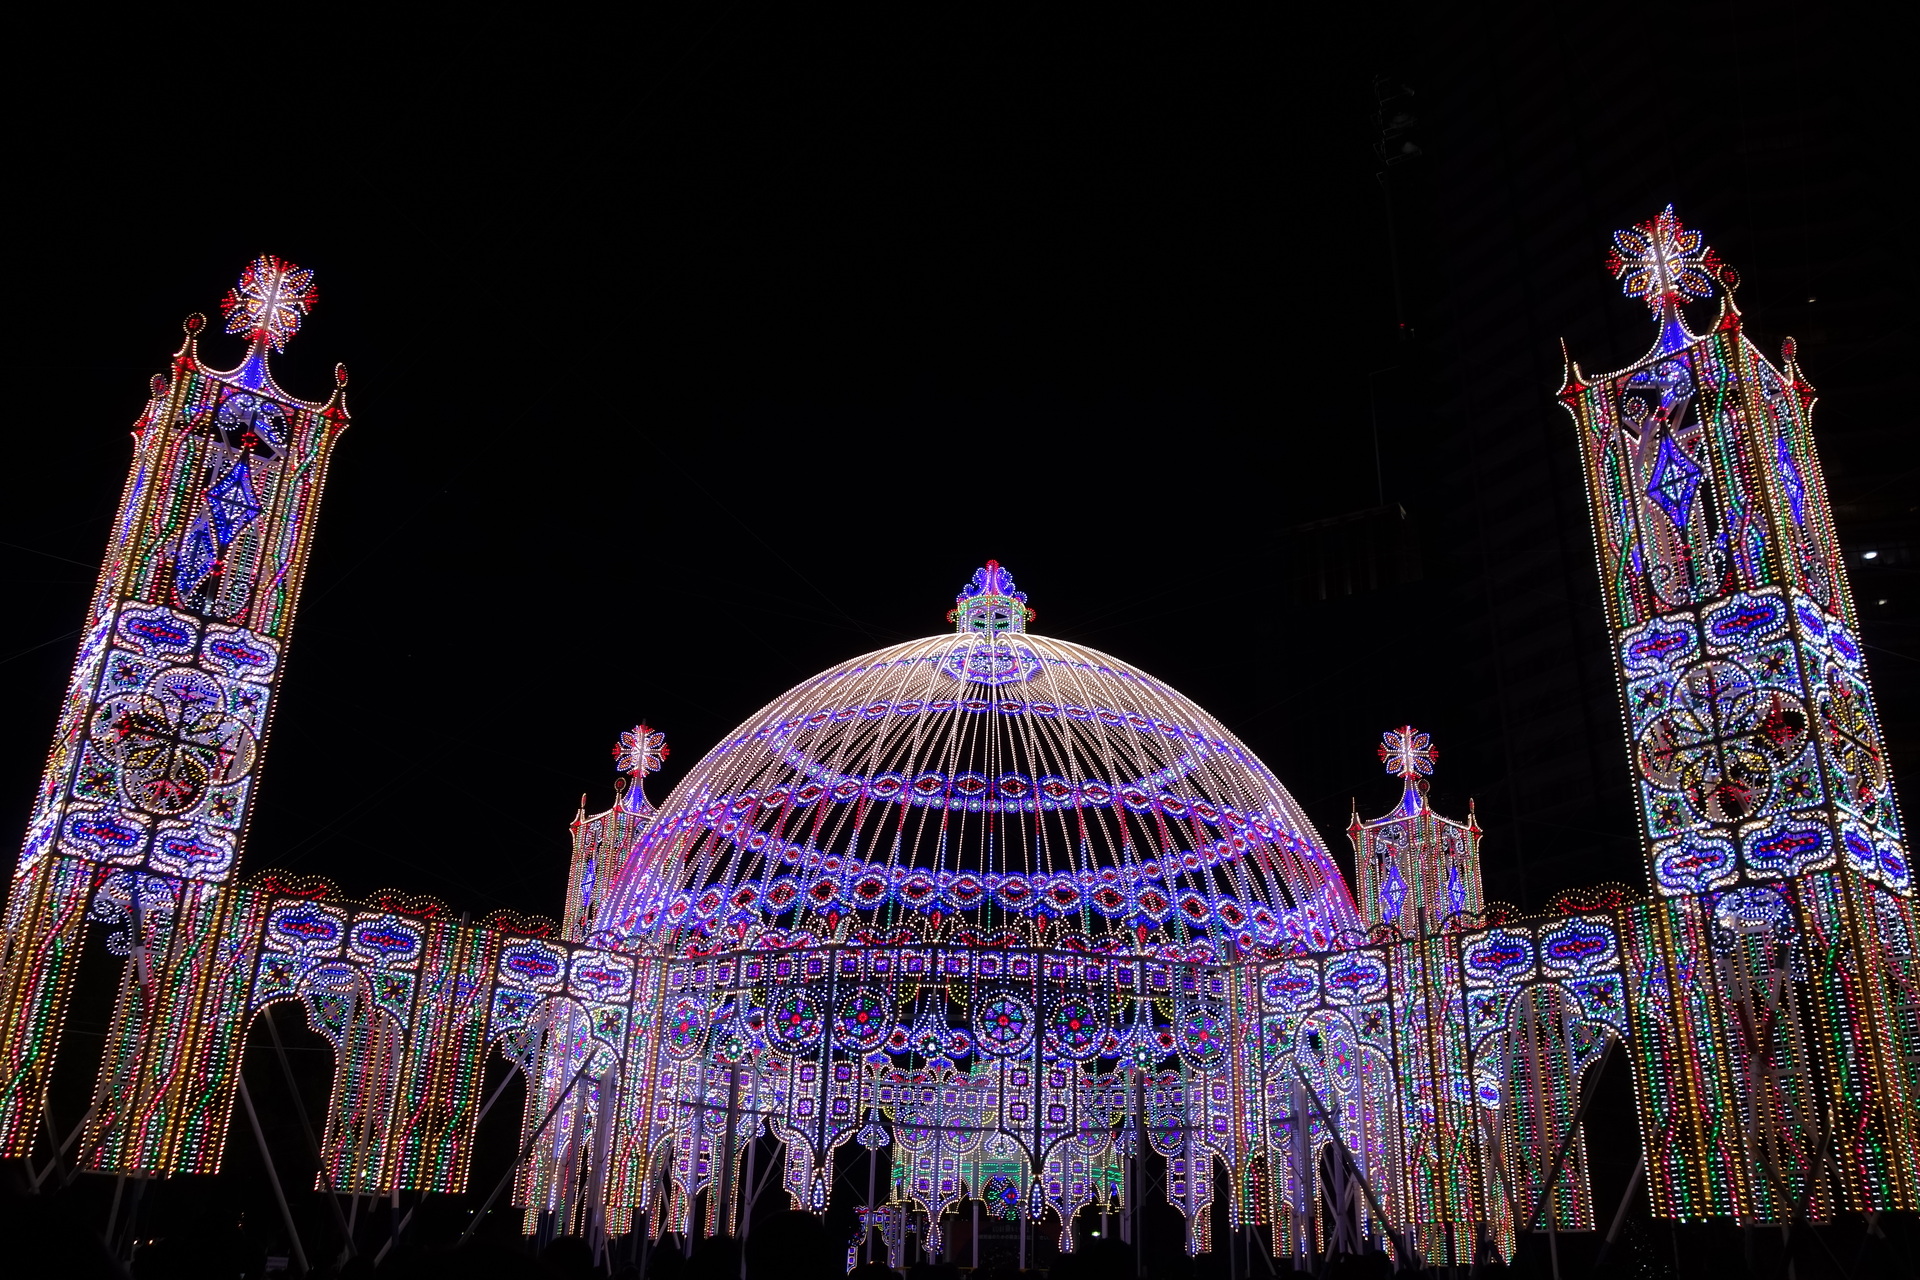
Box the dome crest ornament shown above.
[949,559,1033,634]
[942,559,1041,686]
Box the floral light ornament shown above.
[614,724,669,777]
[1603,205,1726,313]
[220,255,318,353]
[1378,725,1437,780]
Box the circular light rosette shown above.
[662,998,707,1060]
[1179,1006,1226,1066]
[767,989,826,1052]
[1047,998,1103,1061]
[973,993,1036,1057]
[833,987,892,1052]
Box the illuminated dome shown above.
[603,562,1358,956]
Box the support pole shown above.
[1328,1132,1350,1256]
[455,1064,593,1249]
[638,1164,663,1279]
[1292,1064,1415,1268]
[1590,1114,1674,1275]
[686,1059,707,1258]
[111,1172,147,1263]
[261,1005,357,1258]
[1590,1150,1644,1276]
[864,1130,878,1265]
[738,1132,758,1280]
[557,1055,588,1242]
[586,1061,617,1264]
[105,1173,126,1246]
[239,1074,310,1276]
[718,1063,740,1239]
[1518,1036,1615,1238]
[371,1202,418,1268]
[1289,1078,1312,1269]
[41,1090,112,1190]
[1183,1130,1197,1254]
[1755,1127,1846,1280]
[1121,1074,1136,1280]
[38,1094,75,1189]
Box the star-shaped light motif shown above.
[1604,205,1724,312]
[220,255,317,352]
[614,724,669,776]
[1378,725,1436,780]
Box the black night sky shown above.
[3,7,1916,1277]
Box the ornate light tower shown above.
[1350,726,1483,936]
[564,726,667,945]
[0,258,348,1162]
[1561,209,1919,1217]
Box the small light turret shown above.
[948,560,1034,634]
[1352,727,1484,934]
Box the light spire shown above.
[1378,725,1436,813]
[1604,205,1728,353]
[613,724,669,812]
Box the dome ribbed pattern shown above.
[605,626,1358,955]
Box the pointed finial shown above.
[220,255,317,353]
[949,559,1034,634]
[322,364,352,424]
[175,312,207,365]
[1556,337,1588,397]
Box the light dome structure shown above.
[604,562,1359,958]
